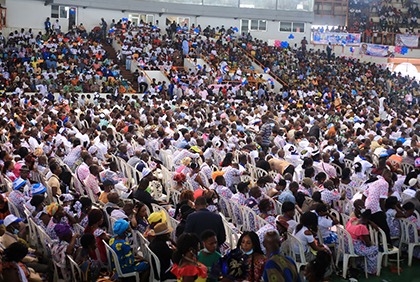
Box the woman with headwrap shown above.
[45,203,76,240]
[51,224,80,280]
[109,219,149,278]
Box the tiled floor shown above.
[332,258,420,282]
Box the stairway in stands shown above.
[102,42,137,87]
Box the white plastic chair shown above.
[8,200,23,218]
[241,206,258,231]
[401,218,420,267]
[341,213,351,227]
[219,196,233,221]
[230,201,243,227]
[171,189,181,205]
[37,226,53,259]
[103,240,140,282]
[401,163,414,176]
[134,230,150,258]
[168,216,180,241]
[281,232,308,272]
[369,226,400,276]
[344,159,353,170]
[146,244,177,282]
[222,217,240,253]
[67,255,83,281]
[335,226,368,279]
[255,167,268,179]
[149,180,164,200]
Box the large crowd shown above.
[0,15,419,282]
[347,0,420,45]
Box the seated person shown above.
[315,203,339,244]
[149,222,177,280]
[74,233,101,282]
[109,219,149,277]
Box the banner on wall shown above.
[395,34,419,47]
[311,32,362,45]
[359,43,390,57]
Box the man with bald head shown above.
[262,231,300,282]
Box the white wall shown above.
[5,0,50,30]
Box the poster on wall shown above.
[312,32,361,45]
[359,43,390,57]
[395,34,419,47]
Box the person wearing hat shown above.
[404,157,420,186]
[2,214,24,248]
[2,214,50,276]
[31,183,47,197]
[149,222,177,280]
[8,177,30,218]
[145,209,167,237]
[109,219,149,275]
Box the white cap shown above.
[409,178,418,187]
[4,214,23,227]
[396,148,404,155]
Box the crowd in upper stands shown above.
[0,14,419,282]
[348,0,420,42]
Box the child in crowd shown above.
[198,230,222,282]
[385,196,405,237]
[316,203,339,244]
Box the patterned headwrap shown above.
[46,202,59,216]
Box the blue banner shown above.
[359,43,389,57]
[312,32,361,45]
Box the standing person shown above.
[326,43,332,61]
[259,115,272,154]
[44,17,51,34]
[262,231,300,282]
[184,196,226,246]
[301,36,308,54]
[362,169,393,243]
[137,72,148,93]
[100,18,108,39]
[53,19,61,34]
